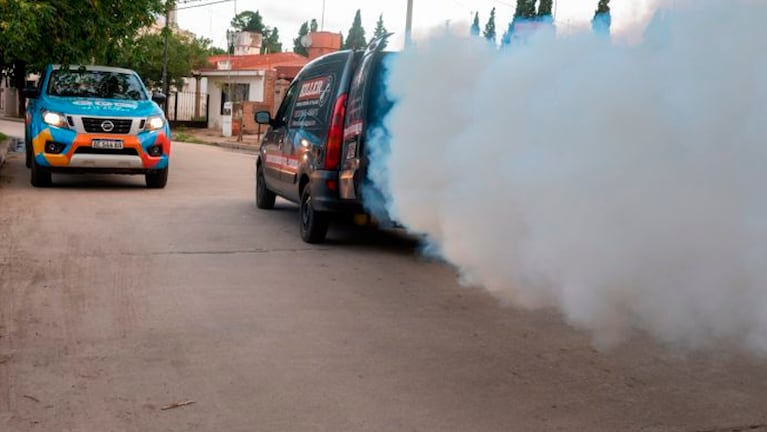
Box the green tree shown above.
[592,0,611,35]
[470,12,480,36]
[483,8,496,43]
[230,10,281,54]
[230,10,265,33]
[0,0,164,115]
[344,9,367,50]
[595,0,611,14]
[537,0,554,18]
[263,27,282,54]
[113,32,221,90]
[293,22,310,57]
[514,0,537,19]
[372,14,388,48]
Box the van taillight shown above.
[324,93,347,170]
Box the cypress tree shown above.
[483,8,496,44]
[514,0,536,20]
[293,22,309,57]
[344,10,367,50]
[470,12,480,36]
[372,14,388,48]
[592,0,611,36]
[537,0,553,19]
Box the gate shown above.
[166,91,209,128]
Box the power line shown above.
[175,0,234,10]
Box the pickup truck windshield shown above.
[47,70,147,101]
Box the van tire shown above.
[256,164,276,209]
[300,186,329,243]
[146,167,169,189]
[30,158,52,187]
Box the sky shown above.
[176,0,659,51]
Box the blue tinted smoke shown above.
[360,54,396,227]
[371,0,767,354]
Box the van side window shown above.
[275,83,299,126]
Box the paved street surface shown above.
[1,121,767,431]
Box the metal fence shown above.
[166,91,209,128]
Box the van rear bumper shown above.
[309,170,364,213]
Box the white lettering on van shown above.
[299,78,327,100]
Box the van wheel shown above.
[256,164,275,209]
[146,167,168,189]
[30,158,52,187]
[299,186,329,244]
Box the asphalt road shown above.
[1,121,766,431]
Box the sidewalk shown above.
[0,117,21,167]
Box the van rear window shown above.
[290,74,335,128]
[291,74,337,129]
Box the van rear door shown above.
[339,37,393,201]
[281,52,355,200]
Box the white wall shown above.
[208,80,223,130]
[1,86,18,117]
[205,75,264,130]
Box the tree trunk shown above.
[13,61,27,118]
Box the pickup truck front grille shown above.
[82,117,133,134]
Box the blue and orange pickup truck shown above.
[23,64,171,188]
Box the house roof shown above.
[202,52,308,74]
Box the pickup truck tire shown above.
[25,132,32,169]
[255,164,276,209]
[30,158,52,187]
[145,167,168,189]
[300,186,329,244]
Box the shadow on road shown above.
[46,174,148,190]
[256,199,424,254]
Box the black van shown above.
[254,36,394,243]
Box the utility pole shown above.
[321,0,326,30]
[405,0,413,46]
[161,0,172,113]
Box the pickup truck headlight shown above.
[42,110,68,128]
[145,115,165,131]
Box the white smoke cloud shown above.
[370,0,767,353]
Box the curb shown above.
[209,141,260,154]
[0,138,9,168]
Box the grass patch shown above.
[0,132,6,142]
[172,130,207,145]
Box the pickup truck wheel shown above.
[145,167,168,189]
[30,158,52,187]
[299,186,329,244]
[25,132,32,169]
[255,164,276,209]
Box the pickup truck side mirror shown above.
[22,87,39,99]
[151,92,167,104]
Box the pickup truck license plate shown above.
[92,139,124,150]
